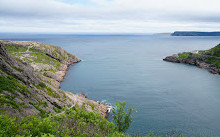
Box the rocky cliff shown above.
[163,44,220,74]
[0,40,108,118]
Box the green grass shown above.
[2,40,11,42]
[0,94,19,109]
[202,44,220,68]
[35,82,60,98]
[5,44,28,54]
[29,101,50,118]
[12,66,23,72]
[0,75,29,94]
[205,56,220,68]
[207,44,220,57]
[39,82,47,88]
[178,53,190,59]
[0,75,30,109]
[5,45,61,72]
[28,52,61,69]
[46,87,60,98]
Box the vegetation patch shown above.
[38,82,47,88]
[0,75,29,94]
[207,44,220,57]
[85,101,96,111]
[29,101,49,118]
[178,53,190,59]
[5,45,61,72]
[12,66,23,72]
[46,87,60,98]
[0,94,19,109]
[0,102,187,137]
[5,44,27,54]
[206,56,220,68]
[53,107,62,113]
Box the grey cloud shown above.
[0,0,220,33]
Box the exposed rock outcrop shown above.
[0,40,81,88]
[163,44,220,74]
[0,41,108,118]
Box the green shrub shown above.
[53,107,62,113]
[29,101,49,118]
[0,107,122,137]
[112,101,136,133]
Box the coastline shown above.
[0,40,109,118]
[163,51,220,74]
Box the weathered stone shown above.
[163,51,220,74]
[0,41,109,118]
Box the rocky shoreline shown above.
[0,40,109,118]
[163,51,220,74]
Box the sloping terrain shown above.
[0,40,108,118]
[163,43,220,74]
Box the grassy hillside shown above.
[0,41,108,119]
[177,44,220,68]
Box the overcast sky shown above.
[0,0,220,33]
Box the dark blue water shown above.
[1,34,220,136]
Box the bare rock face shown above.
[0,41,108,118]
[163,56,180,63]
[0,43,40,85]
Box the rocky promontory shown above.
[0,40,109,118]
[163,44,220,74]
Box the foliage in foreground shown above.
[112,101,136,133]
[0,106,122,137]
[0,103,188,137]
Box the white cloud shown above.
[0,0,220,33]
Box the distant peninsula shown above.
[171,31,220,36]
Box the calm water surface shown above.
[1,34,220,136]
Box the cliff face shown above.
[0,41,108,118]
[163,44,220,74]
[0,40,81,88]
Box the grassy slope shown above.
[177,44,220,68]
[204,44,220,68]
[5,44,61,72]
[1,42,89,118]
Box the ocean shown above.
[1,33,220,136]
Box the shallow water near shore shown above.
[1,34,220,136]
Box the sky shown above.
[0,0,220,33]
